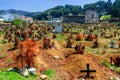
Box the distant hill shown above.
[33,5,82,20]
[0,9,41,17]
[33,0,120,20]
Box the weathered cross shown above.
[80,63,96,78]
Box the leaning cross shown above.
[80,63,96,78]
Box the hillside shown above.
[0,9,41,17]
[33,0,120,20]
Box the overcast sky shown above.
[0,0,115,12]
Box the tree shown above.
[111,0,120,18]
[33,5,82,20]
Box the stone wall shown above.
[85,11,99,23]
[63,15,85,23]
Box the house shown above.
[21,16,33,23]
[63,15,85,23]
[0,18,4,22]
[63,10,99,23]
[85,10,99,23]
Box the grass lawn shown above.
[0,71,37,80]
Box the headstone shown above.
[8,68,18,72]
[53,55,60,59]
[40,74,47,79]
[28,67,36,75]
[80,63,96,79]
[19,68,29,77]
[55,24,62,33]
[110,76,120,80]
[109,40,115,48]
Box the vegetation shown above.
[13,19,22,25]
[6,58,12,63]
[0,31,5,36]
[34,5,82,20]
[56,34,66,41]
[1,39,7,44]
[111,0,120,18]
[0,72,26,80]
[101,15,111,21]
[0,71,37,80]
[34,0,120,20]
[43,69,55,80]
[0,54,6,59]
[102,60,120,73]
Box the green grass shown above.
[0,72,27,80]
[0,71,37,80]
[1,39,7,44]
[6,58,12,63]
[102,60,120,73]
[0,31,5,36]
[0,47,5,51]
[0,68,8,72]
[56,34,66,41]
[43,69,55,80]
[26,75,37,80]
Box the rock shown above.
[114,77,120,80]
[28,67,36,75]
[110,67,114,70]
[40,74,47,79]
[114,45,119,48]
[19,68,29,77]
[53,55,60,59]
[110,76,120,80]
[8,68,18,72]
[8,68,14,71]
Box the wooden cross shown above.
[80,63,96,78]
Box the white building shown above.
[0,18,4,22]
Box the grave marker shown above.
[80,63,96,78]
[55,24,62,33]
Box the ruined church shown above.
[63,10,99,23]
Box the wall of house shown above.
[85,11,99,23]
[63,16,85,23]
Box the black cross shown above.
[80,63,96,78]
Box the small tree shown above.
[13,39,40,69]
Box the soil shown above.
[0,37,120,80]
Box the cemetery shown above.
[0,21,120,80]
[0,0,120,80]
